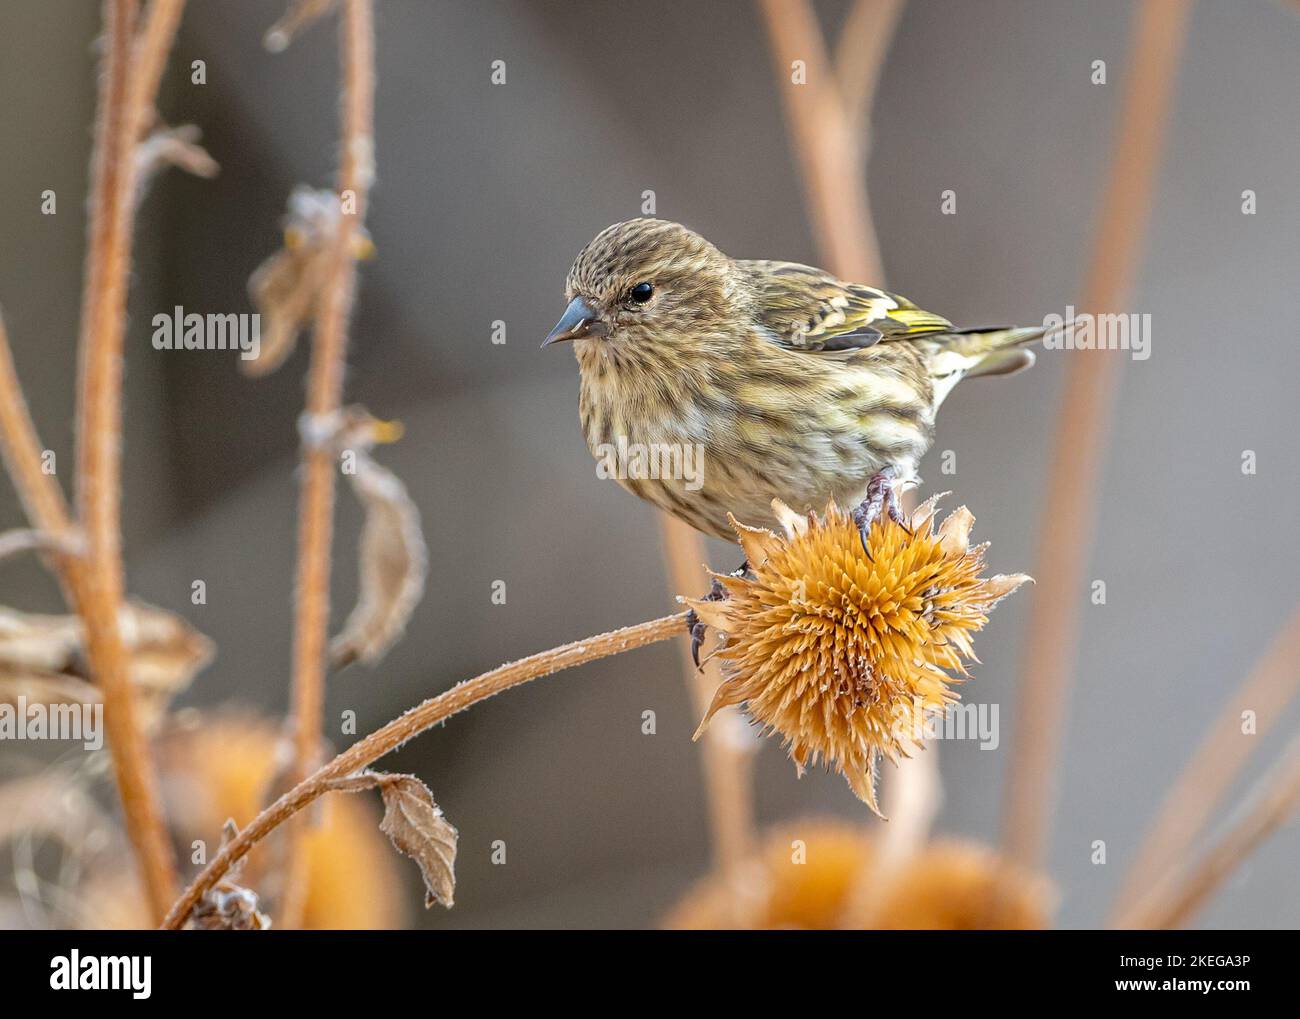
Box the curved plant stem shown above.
[0,315,81,569]
[1111,604,1300,920]
[282,0,375,927]
[162,612,687,930]
[1116,731,1300,929]
[1000,0,1192,870]
[73,0,187,924]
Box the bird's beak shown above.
[542,296,610,348]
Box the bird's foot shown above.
[852,467,907,550]
[686,560,748,668]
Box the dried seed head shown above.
[665,821,1051,930]
[686,497,1029,815]
[188,879,272,931]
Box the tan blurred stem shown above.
[834,0,905,133]
[71,0,187,924]
[758,0,930,822]
[1000,0,1192,870]
[757,0,935,881]
[281,0,375,928]
[756,0,897,283]
[676,0,905,898]
[844,742,941,926]
[1111,605,1300,923]
[1117,731,1300,929]
[161,612,688,929]
[0,315,81,568]
[657,514,755,877]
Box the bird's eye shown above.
[629,282,654,304]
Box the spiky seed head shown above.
[685,496,1030,815]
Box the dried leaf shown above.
[245,192,334,377]
[329,409,427,668]
[245,245,323,377]
[326,771,457,909]
[116,602,216,712]
[245,187,373,377]
[0,602,212,730]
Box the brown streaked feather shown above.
[739,259,953,354]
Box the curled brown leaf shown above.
[246,187,374,378]
[326,770,457,909]
[329,408,427,668]
[0,602,213,730]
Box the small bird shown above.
[545,218,1045,532]
[544,219,1045,654]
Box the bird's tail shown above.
[928,324,1053,382]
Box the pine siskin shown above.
[544,218,1045,546]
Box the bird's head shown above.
[543,219,743,357]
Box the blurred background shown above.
[0,0,1297,928]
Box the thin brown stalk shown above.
[844,743,941,926]
[1117,731,1300,929]
[127,0,186,123]
[0,315,79,560]
[756,0,890,283]
[657,513,755,876]
[669,0,906,898]
[757,1,932,882]
[161,612,688,929]
[1000,0,1192,870]
[758,0,928,815]
[834,0,905,132]
[73,0,187,924]
[1111,604,1300,922]
[282,0,375,926]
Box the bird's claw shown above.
[853,468,908,551]
[685,568,744,669]
[686,608,709,668]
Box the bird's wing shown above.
[740,259,952,353]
